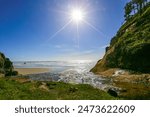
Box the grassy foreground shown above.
[0,77,117,100]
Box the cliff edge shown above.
[91,3,150,73]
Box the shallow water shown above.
[27,69,113,91]
[15,61,113,91]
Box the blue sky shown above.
[0,0,129,61]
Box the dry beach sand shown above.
[15,68,50,75]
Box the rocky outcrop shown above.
[91,4,150,73]
[0,52,18,76]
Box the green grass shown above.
[0,78,117,100]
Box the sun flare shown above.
[48,4,103,49]
[71,9,84,23]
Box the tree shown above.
[132,0,140,11]
[139,0,144,11]
[124,1,133,20]
[144,0,148,6]
[132,0,145,12]
[124,0,149,21]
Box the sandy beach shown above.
[15,68,50,75]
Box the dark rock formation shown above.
[0,52,18,76]
[107,88,118,97]
[105,46,109,53]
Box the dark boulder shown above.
[107,88,118,97]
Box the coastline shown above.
[94,68,150,83]
[14,67,150,99]
[15,68,50,75]
[93,68,150,99]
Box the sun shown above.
[71,9,84,23]
[48,4,103,49]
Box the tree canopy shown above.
[124,0,149,20]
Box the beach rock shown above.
[107,88,118,97]
[120,89,127,93]
[41,82,47,85]
[0,74,4,78]
[112,70,125,77]
[39,85,49,92]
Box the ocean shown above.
[13,60,96,73]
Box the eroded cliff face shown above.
[91,5,150,73]
[0,52,18,76]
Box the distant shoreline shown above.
[15,68,50,75]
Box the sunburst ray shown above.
[83,19,108,38]
[47,20,72,42]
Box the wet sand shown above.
[15,68,50,75]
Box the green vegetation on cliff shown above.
[0,52,18,76]
[91,2,150,73]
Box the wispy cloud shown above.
[54,45,62,49]
[82,50,94,54]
